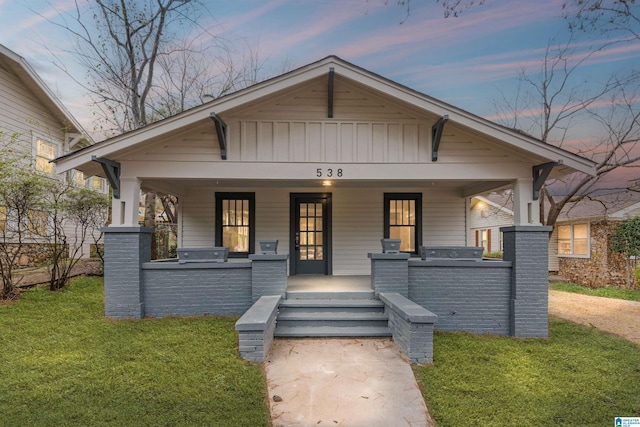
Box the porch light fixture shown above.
[322,180,332,187]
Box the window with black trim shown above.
[384,193,422,254]
[215,192,255,257]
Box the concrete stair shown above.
[275,291,391,337]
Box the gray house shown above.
[56,56,595,362]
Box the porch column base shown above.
[368,253,410,297]
[249,254,289,302]
[102,227,153,318]
[502,225,552,338]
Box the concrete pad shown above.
[265,338,434,427]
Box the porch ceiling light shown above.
[322,180,332,187]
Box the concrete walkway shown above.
[265,338,434,427]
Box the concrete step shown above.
[274,325,392,337]
[279,298,384,309]
[277,311,389,328]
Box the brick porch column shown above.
[249,254,288,302]
[368,253,410,297]
[502,225,552,338]
[102,227,153,318]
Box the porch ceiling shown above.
[140,177,511,198]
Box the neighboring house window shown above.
[87,176,108,193]
[70,170,86,187]
[558,223,588,256]
[215,193,255,257]
[35,137,57,174]
[0,206,6,233]
[384,193,422,254]
[475,229,491,252]
[28,210,48,236]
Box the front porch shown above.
[102,226,551,363]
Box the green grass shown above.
[414,319,640,426]
[550,281,640,301]
[0,277,270,426]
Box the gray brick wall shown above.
[369,253,410,297]
[502,226,552,338]
[103,227,153,318]
[142,264,252,317]
[249,254,288,302]
[379,293,437,364]
[408,261,513,335]
[236,295,281,362]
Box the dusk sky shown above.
[1,0,638,176]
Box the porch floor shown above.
[286,275,372,292]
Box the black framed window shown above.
[215,192,255,257]
[384,193,422,254]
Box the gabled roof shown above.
[54,55,596,177]
[559,191,640,221]
[0,44,90,146]
[479,190,640,221]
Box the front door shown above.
[290,193,332,275]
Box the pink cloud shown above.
[18,0,79,30]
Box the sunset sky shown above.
[1,0,638,188]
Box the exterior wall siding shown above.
[0,65,66,154]
[180,187,466,275]
[468,199,513,253]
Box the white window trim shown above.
[87,176,109,194]
[32,133,61,175]
[557,221,590,259]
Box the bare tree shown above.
[563,0,640,40]
[48,0,276,256]
[387,0,485,21]
[43,181,110,291]
[0,132,49,299]
[494,34,639,227]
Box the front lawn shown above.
[414,319,640,426]
[4,277,639,426]
[550,281,640,301]
[0,277,270,426]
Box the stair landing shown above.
[275,288,391,338]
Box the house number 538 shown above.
[316,168,343,178]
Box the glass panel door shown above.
[291,194,331,275]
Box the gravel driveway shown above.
[549,290,640,345]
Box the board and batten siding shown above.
[229,120,431,164]
[130,74,525,168]
[180,187,466,275]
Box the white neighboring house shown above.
[468,194,514,254]
[0,44,108,263]
[471,191,640,285]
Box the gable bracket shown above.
[532,160,562,200]
[66,132,84,149]
[431,115,449,162]
[328,67,335,119]
[210,112,228,160]
[92,155,121,199]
